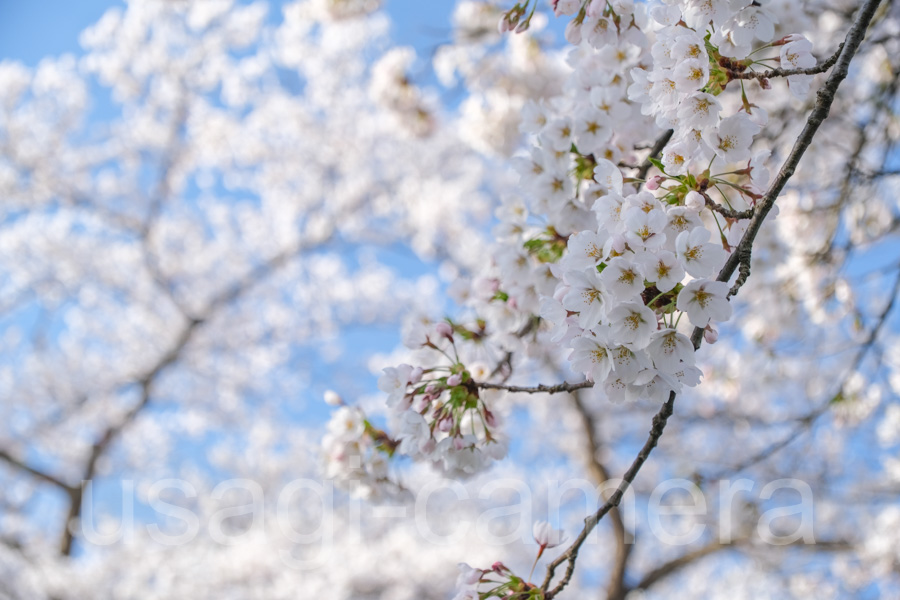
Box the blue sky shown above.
[0,0,457,64]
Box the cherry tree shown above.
[2,0,900,598]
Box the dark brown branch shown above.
[539,2,882,594]
[475,380,594,394]
[58,240,315,556]
[631,541,736,592]
[569,393,631,600]
[728,42,844,82]
[541,391,677,598]
[636,129,674,180]
[701,191,755,220]
[0,448,74,493]
[717,0,880,293]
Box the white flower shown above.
[661,141,693,176]
[624,208,667,251]
[593,192,627,233]
[542,117,575,152]
[676,279,732,327]
[574,106,612,154]
[609,345,649,383]
[647,328,696,373]
[732,5,777,45]
[675,227,727,278]
[520,100,549,134]
[327,406,365,441]
[677,92,721,130]
[456,563,483,589]
[535,170,575,206]
[533,521,566,548]
[564,230,609,271]
[584,14,617,49]
[563,268,611,328]
[397,410,431,456]
[682,0,735,30]
[665,207,703,250]
[672,59,709,93]
[553,0,582,16]
[635,250,684,293]
[684,191,705,211]
[608,301,657,349]
[438,436,486,476]
[781,35,816,99]
[378,364,416,408]
[593,159,624,195]
[707,113,759,164]
[643,369,681,403]
[570,334,615,382]
[600,256,645,299]
[540,297,570,343]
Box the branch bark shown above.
[539,1,882,594]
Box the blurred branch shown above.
[569,392,631,600]
[703,261,900,483]
[0,448,74,493]
[58,236,318,556]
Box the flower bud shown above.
[685,191,705,211]
[646,175,664,191]
[435,321,454,340]
[323,390,343,406]
[704,324,719,344]
[447,373,462,386]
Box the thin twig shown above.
[539,1,882,594]
[701,190,755,220]
[727,42,844,82]
[636,129,674,180]
[475,380,594,394]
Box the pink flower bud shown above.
[484,409,497,428]
[497,15,510,34]
[435,321,454,340]
[704,324,719,344]
[447,373,462,386]
[439,416,453,432]
[646,175,664,191]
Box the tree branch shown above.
[475,380,594,394]
[717,0,881,292]
[728,42,844,82]
[538,2,882,594]
[569,392,631,600]
[636,129,674,180]
[0,448,74,493]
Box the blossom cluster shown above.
[349,0,830,488]
[376,321,509,477]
